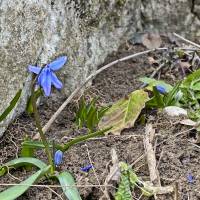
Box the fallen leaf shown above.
[142,33,162,49]
[179,61,191,69]
[148,57,159,65]
[99,90,149,135]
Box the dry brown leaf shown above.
[148,56,159,65]
[179,61,191,69]
[142,33,162,49]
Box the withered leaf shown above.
[142,33,162,49]
[99,90,149,135]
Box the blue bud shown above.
[54,150,63,166]
[155,85,166,94]
[187,173,194,184]
[80,164,93,172]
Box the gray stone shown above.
[0,0,200,137]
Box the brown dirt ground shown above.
[0,37,200,200]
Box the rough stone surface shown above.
[0,0,200,137]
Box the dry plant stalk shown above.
[144,124,174,197]
[144,124,159,184]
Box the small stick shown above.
[150,63,165,79]
[99,148,119,200]
[45,186,64,200]
[144,124,159,184]
[174,182,179,200]
[140,62,165,89]
[173,33,200,49]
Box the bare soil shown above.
[0,38,200,200]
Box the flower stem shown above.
[31,85,54,174]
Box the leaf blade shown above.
[0,165,50,200]
[57,171,82,200]
[99,90,149,135]
[0,89,22,122]
[0,157,48,176]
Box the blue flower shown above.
[54,150,63,166]
[187,173,194,184]
[28,56,67,96]
[155,85,166,94]
[80,164,93,172]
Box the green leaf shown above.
[21,143,35,158]
[75,97,109,131]
[139,77,173,92]
[0,157,48,176]
[181,68,200,88]
[0,89,22,122]
[115,162,132,200]
[152,86,164,108]
[21,140,63,151]
[0,165,50,200]
[20,144,35,170]
[164,81,181,106]
[26,88,43,114]
[22,140,51,149]
[62,128,110,152]
[99,90,149,135]
[56,171,82,200]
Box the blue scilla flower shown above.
[155,85,166,95]
[28,56,67,96]
[80,164,93,172]
[54,150,63,166]
[187,173,194,184]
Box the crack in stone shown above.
[191,0,200,20]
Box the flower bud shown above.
[187,173,194,184]
[80,164,93,172]
[54,150,63,166]
[155,85,166,94]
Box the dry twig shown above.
[144,124,159,184]
[173,33,200,49]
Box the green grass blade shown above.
[0,89,22,122]
[0,165,50,200]
[164,81,181,106]
[57,171,82,200]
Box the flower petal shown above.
[28,65,41,74]
[54,150,63,166]
[38,68,47,85]
[80,164,93,172]
[48,56,67,71]
[155,85,166,94]
[41,68,52,96]
[51,72,63,89]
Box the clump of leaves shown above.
[115,162,152,200]
[75,97,110,131]
[140,77,182,108]
[180,68,200,120]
